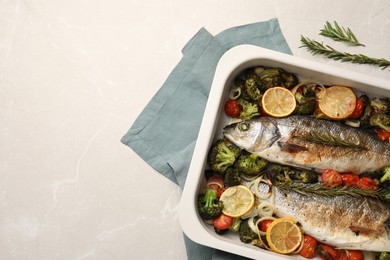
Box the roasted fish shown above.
[224,115,390,174]
[259,183,390,251]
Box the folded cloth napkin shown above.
[121,18,292,260]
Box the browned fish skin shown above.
[270,185,390,251]
[223,115,390,174]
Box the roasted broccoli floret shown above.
[294,87,316,115]
[239,218,259,243]
[197,187,223,220]
[237,98,260,121]
[380,166,390,183]
[224,167,242,188]
[243,69,262,101]
[207,138,241,173]
[266,164,295,184]
[229,217,242,232]
[294,170,319,183]
[280,70,299,89]
[370,97,390,114]
[234,151,268,175]
[370,113,390,132]
[257,68,283,91]
[379,252,390,260]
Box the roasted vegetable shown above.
[257,68,298,90]
[229,217,242,232]
[370,113,390,132]
[371,98,390,114]
[224,167,241,188]
[239,218,259,243]
[294,86,316,115]
[237,98,260,121]
[243,69,262,101]
[197,187,224,220]
[379,251,390,260]
[207,138,241,173]
[234,150,268,175]
[294,169,319,184]
[266,164,295,184]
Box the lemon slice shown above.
[266,217,303,255]
[318,85,356,120]
[219,185,255,218]
[261,87,296,118]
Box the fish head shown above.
[223,117,280,153]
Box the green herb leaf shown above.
[320,21,365,46]
[301,131,368,150]
[276,182,388,202]
[300,36,390,70]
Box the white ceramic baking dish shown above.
[178,45,390,260]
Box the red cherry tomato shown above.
[377,129,390,142]
[213,213,233,230]
[299,235,317,258]
[258,219,274,232]
[357,177,379,190]
[339,249,364,260]
[206,174,225,197]
[321,169,343,188]
[341,173,360,187]
[349,98,364,119]
[318,244,340,260]
[224,99,241,117]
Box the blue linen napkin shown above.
[121,18,292,260]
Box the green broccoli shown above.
[294,90,316,115]
[243,69,262,101]
[237,98,260,121]
[234,151,268,175]
[380,166,390,183]
[370,97,390,114]
[257,68,283,91]
[379,252,390,260]
[224,167,242,188]
[266,164,296,185]
[197,187,224,220]
[207,138,241,173]
[280,70,299,89]
[370,113,390,132]
[229,217,242,232]
[294,169,319,183]
[239,218,259,243]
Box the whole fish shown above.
[223,115,390,174]
[259,183,390,251]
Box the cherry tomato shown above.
[321,169,342,188]
[341,173,360,187]
[206,174,225,197]
[349,98,364,119]
[224,99,241,117]
[339,249,364,260]
[299,235,317,259]
[357,177,379,190]
[258,219,274,232]
[317,244,339,260]
[213,213,233,230]
[377,129,390,142]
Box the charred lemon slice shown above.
[318,85,356,120]
[261,87,296,118]
[266,217,303,255]
[219,185,255,218]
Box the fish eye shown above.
[238,122,249,132]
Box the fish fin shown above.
[278,142,308,153]
[349,225,380,237]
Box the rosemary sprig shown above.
[302,131,368,150]
[276,182,388,201]
[320,21,365,46]
[300,36,390,70]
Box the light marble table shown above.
[1,1,389,259]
